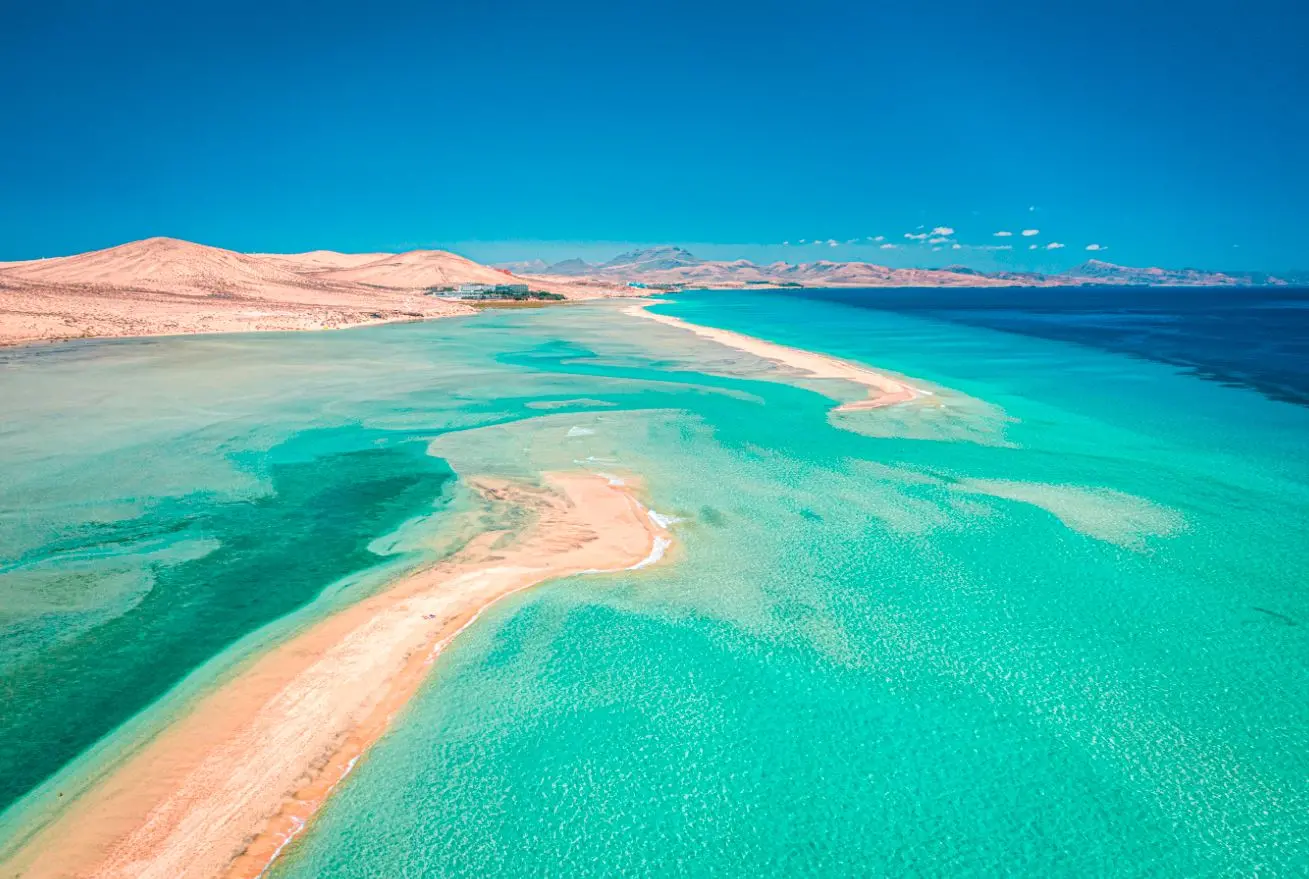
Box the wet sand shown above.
[626,302,927,409]
[3,472,668,879]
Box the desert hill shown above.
[308,249,518,289]
[0,238,479,346]
[252,250,395,272]
[2,237,321,297]
[0,238,648,345]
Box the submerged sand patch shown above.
[3,473,668,879]
[955,478,1183,549]
[524,398,619,410]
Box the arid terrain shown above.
[0,238,631,346]
[1,238,1292,347]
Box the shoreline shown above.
[0,310,470,351]
[2,472,670,879]
[0,293,628,351]
[625,301,930,410]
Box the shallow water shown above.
[1,294,1306,875]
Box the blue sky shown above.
[1,0,1305,270]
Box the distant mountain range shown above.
[498,247,708,277]
[499,248,1299,288]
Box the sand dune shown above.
[1,237,321,296]
[307,249,521,289]
[0,237,474,346]
[0,238,637,346]
[250,250,395,272]
[290,249,631,299]
[3,472,671,879]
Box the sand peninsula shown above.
[3,473,670,879]
[626,302,928,410]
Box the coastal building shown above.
[431,283,541,300]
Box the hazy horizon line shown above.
[4,236,1302,276]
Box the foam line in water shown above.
[647,509,681,529]
[628,536,672,570]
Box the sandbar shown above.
[3,472,668,879]
[625,302,927,410]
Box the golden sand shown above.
[625,302,926,410]
[4,472,668,879]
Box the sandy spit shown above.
[3,472,669,879]
[625,302,927,410]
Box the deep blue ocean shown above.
[4,291,1307,876]
[772,286,1309,407]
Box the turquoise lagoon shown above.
[0,291,1306,876]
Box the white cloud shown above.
[931,246,942,252]
[993,244,1013,251]
[1021,229,1040,237]
[880,243,899,250]
[1029,244,1038,250]
[1085,243,1106,251]
[871,235,885,242]
[827,239,840,247]
[1028,205,1037,212]
[782,241,790,246]
[904,232,929,241]
[952,243,962,250]
[931,226,955,236]
[993,230,1013,237]
[798,239,807,244]
[1046,242,1065,250]
[928,236,949,244]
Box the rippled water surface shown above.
[2,293,1306,876]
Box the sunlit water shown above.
[1,292,1306,876]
